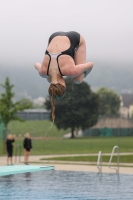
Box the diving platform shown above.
[0,165,55,176]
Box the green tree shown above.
[0,77,32,151]
[96,87,121,116]
[19,98,33,108]
[45,78,99,138]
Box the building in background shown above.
[17,109,50,120]
[119,93,133,118]
[129,105,133,118]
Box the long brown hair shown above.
[49,83,66,121]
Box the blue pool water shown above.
[0,170,133,200]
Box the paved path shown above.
[0,153,133,174]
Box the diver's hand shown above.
[34,62,49,78]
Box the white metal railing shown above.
[97,151,102,173]
[108,145,119,173]
[14,144,22,164]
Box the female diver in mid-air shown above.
[35,31,93,121]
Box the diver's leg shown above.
[35,62,42,73]
[74,35,86,64]
[73,35,86,84]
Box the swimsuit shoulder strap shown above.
[45,50,64,76]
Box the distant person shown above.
[6,134,15,165]
[35,31,93,121]
[23,132,32,165]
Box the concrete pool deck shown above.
[0,154,133,174]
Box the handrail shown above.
[14,144,22,164]
[108,145,119,173]
[97,151,102,173]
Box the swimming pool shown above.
[0,170,133,200]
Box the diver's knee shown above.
[73,79,82,84]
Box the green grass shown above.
[1,136,133,156]
[7,120,68,137]
[0,120,132,158]
[40,155,133,163]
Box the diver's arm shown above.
[47,77,51,83]
[34,62,49,78]
[75,62,93,77]
[65,62,93,78]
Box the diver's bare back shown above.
[42,36,76,76]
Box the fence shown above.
[0,123,6,139]
[83,116,133,137]
[83,128,133,137]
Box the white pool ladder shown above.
[108,145,119,174]
[97,151,102,173]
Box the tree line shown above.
[0,77,121,138]
[45,78,120,138]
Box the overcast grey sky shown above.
[0,0,133,70]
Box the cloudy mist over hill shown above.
[0,61,133,101]
[0,65,49,100]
